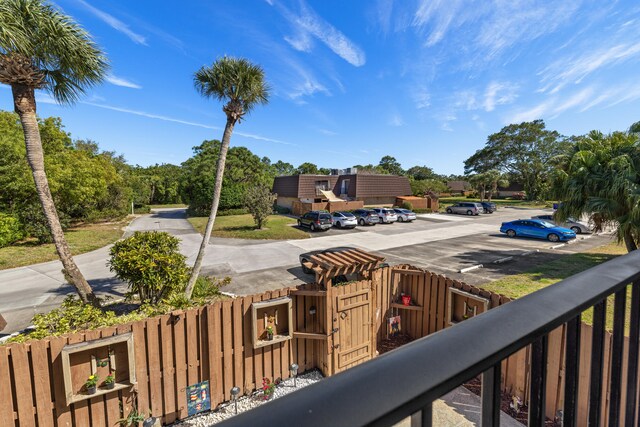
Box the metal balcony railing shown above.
[219,250,640,427]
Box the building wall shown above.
[275,196,299,209]
[272,175,300,197]
[297,175,340,199]
[355,174,411,198]
[359,196,398,206]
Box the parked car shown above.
[480,202,496,214]
[372,207,398,223]
[332,211,357,229]
[531,214,591,234]
[297,211,332,231]
[299,247,356,274]
[445,202,483,216]
[353,208,381,226]
[393,208,417,222]
[500,219,576,242]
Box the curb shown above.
[492,256,513,264]
[459,264,483,273]
[550,243,566,250]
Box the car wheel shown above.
[506,229,516,238]
[548,233,560,242]
[336,221,341,228]
[297,220,301,227]
[310,223,315,231]
[398,217,404,222]
[446,208,453,214]
[359,218,365,226]
[466,210,473,215]
[570,226,581,234]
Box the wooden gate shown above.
[332,282,374,374]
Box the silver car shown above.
[532,215,591,234]
[446,202,482,216]
[393,208,416,222]
[372,208,398,223]
[332,211,357,229]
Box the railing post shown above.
[563,316,581,427]
[529,335,548,426]
[588,301,606,426]
[410,403,432,427]
[625,281,640,427]
[481,364,501,427]
[608,288,627,426]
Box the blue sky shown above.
[2,0,640,175]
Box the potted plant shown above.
[266,326,274,340]
[104,373,115,390]
[262,377,276,400]
[85,374,99,394]
[401,293,411,306]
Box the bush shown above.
[217,208,249,216]
[0,213,24,247]
[244,186,277,229]
[401,201,413,210]
[18,202,70,243]
[413,208,433,214]
[109,231,189,304]
[133,204,151,214]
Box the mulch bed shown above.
[378,333,413,354]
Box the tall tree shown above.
[378,155,404,175]
[465,120,569,201]
[185,57,269,298]
[0,0,107,305]
[272,160,295,176]
[296,162,319,175]
[406,165,435,181]
[554,131,640,252]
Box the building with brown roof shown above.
[273,174,412,214]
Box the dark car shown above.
[297,211,332,231]
[353,208,380,226]
[480,202,496,213]
[299,247,356,274]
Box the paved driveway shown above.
[0,207,614,334]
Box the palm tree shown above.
[185,57,269,298]
[554,131,640,252]
[485,169,508,202]
[0,0,107,305]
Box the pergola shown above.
[301,248,386,287]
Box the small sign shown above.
[186,381,211,416]
[388,315,401,337]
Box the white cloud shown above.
[375,0,394,34]
[76,0,147,45]
[284,31,313,52]
[508,86,595,123]
[388,113,404,127]
[483,81,518,111]
[412,88,431,109]
[81,102,295,145]
[413,0,468,46]
[318,128,337,136]
[106,75,142,89]
[269,0,366,66]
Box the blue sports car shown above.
[500,219,576,242]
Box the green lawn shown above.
[0,220,128,270]
[480,242,631,332]
[188,214,309,240]
[439,197,553,208]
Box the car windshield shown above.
[342,212,354,217]
[383,209,394,213]
[319,214,331,220]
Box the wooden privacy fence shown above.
[2,263,636,426]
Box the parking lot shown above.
[223,207,617,294]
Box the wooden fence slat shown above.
[186,309,199,387]
[83,330,106,427]
[207,303,224,406]
[174,311,188,420]
[115,324,135,419]
[252,294,264,391]
[67,332,90,427]
[438,279,450,331]
[222,301,234,401]
[159,315,177,424]
[30,339,54,427]
[9,343,36,426]
[100,327,122,427]
[131,321,149,421]
[243,296,255,393]
[145,318,163,418]
[0,346,15,426]
[232,299,244,391]
[49,336,72,427]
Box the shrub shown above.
[413,208,432,214]
[18,202,70,244]
[0,213,24,247]
[217,208,249,216]
[244,186,277,229]
[109,231,189,304]
[133,204,151,214]
[401,201,413,210]
[273,205,291,215]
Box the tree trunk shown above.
[623,230,637,252]
[12,84,100,306]
[185,117,236,298]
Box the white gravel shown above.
[172,370,324,426]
